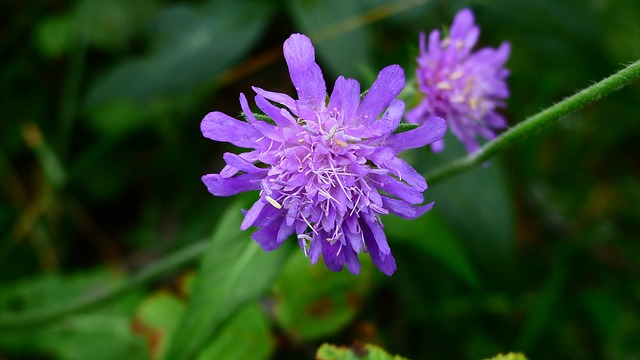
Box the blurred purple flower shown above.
[407,8,510,153]
[201,33,445,275]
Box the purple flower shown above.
[201,33,446,276]
[406,8,510,153]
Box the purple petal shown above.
[427,30,442,58]
[252,217,285,251]
[369,173,424,205]
[252,86,297,113]
[381,99,405,131]
[241,199,266,230]
[357,65,405,122]
[309,232,324,264]
[328,76,361,123]
[431,139,445,152]
[366,218,390,255]
[283,33,326,111]
[485,112,507,128]
[222,153,264,174]
[254,95,294,128]
[385,117,446,152]
[239,93,258,124]
[383,157,427,191]
[450,9,478,48]
[201,172,263,196]
[366,146,395,165]
[201,112,262,149]
[345,226,363,253]
[322,239,345,272]
[361,220,396,276]
[277,221,295,243]
[251,205,282,228]
[239,93,282,142]
[343,245,361,275]
[382,196,434,219]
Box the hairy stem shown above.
[426,59,640,185]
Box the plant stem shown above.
[0,240,209,331]
[426,59,640,185]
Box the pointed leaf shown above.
[162,198,291,360]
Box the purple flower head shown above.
[406,8,510,153]
[201,33,446,276]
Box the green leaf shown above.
[194,304,274,360]
[385,210,479,288]
[483,352,528,360]
[286,0,372,78]
[0,270,147,359]
[131,292,186,359]
[0,269,124,316]
[161,198,291,360]
[32,313,149,360]
[133,292,274,360]
[273,250,373,341]
[316,342,408,360]
[85,0,274,108]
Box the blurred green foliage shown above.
[1,0,639,359]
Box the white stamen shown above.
[370,203,389,215]
[269,179,289,186]
[265,195,282,209]
[324,125,338,140]
[302,125,318,135]
[436,81,452,90]
[450,70,464,80]
[342,134,361,142]
[297,234,312,257]
[261,179,272,195]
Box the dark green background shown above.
[1,0,639,359]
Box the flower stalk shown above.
[426,59,640,185]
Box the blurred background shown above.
[1,0,639,359]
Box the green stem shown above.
[0,240,208,331]
[426,59,640,185]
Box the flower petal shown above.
[380,99,405,131]
[369,173,424,205]
[450,8,479,54]
[241,199,266,230]
[383,157,427,191]
[328,76,361,124]
[252,217,286,251]
[309,232,324,264]
[201,172,263,196]
[366,218,390,255]
[361,220,396,276]
[357,65,405,122]
[343,245,361,275]
[254,94,295,128]
[240,93,283,142]
[252,86,297,113]
[222,152,264,174]
[201,112,262,149]
[283,33,326,111]
[381,196,434,219]
[322,239,345,272]
[385,116,446,152]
